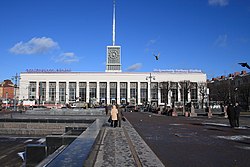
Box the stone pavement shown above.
[123,112,250,167]
[93,120,165,167]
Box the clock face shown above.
[109,50,118,59]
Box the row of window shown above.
[28,81,198,104]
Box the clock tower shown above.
[106,0,122,72]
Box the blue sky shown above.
[0,0,250,81]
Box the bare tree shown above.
[208,79,231,104]
[238,82,250,110]
[179,80,191,114]
[160,81,170,109]
[198,82,206,109]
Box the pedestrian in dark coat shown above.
[226,102,235,128]
[234,102,241,127]
[116,104,124,127]
[105,105,109,115]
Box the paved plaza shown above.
[85,111,250,167]
[123,112,250,167]
[0,111,249,167]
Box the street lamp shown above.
[12,73,21,112]
[146,73,155,108]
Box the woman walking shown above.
[110,105,118,128]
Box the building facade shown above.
[0,80,15,99]
[208,71,250,110]
[19,71,207,107]
[18,1,207,107]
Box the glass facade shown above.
[130,82,138,104]
[79,82,86,102]
[170,82,178,105]
[110,82,117,104]
[89,82,97,102]
[190,82,198,102]
[49,82,56,102]
[26,80,200,106]
[40,82,46,102]
[140,82,148,103]
[59,82,66,103]
[69,82,76,101]
[151,82,158,102]
[160,82,169,104]
[99,82,107,105]
[120,82,127,104]
[29,82,36,100]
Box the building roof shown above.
[0,80,14,87]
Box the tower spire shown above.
[112,0,116,46]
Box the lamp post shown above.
[146,73,155,109]
[12,73,21,112]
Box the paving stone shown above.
[94,120,164,167]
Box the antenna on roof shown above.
[112,0,116,46]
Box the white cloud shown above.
[126,63,142,71]
[146,37,160,47]
[9,37,59,55]
[55,52,79,63]
[145,37,160,53]
[208,0,229,6]
[214,34,228,47]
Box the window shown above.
[170,82,178,103]
[99,82,107,104]
[110,82,117,104]
[39,82,46,102]
[59,82,66,103]
[120,82,127,104]
[49,82,56,102]
[160,82,169,104]
[151,82,158,101]
[29,82,36,100]
[89,82,97,101]
[79,82,86,102]
[130,82,138,103]
[69,82,76,101]
[140,82,148,103]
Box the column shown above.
[107,82,110,105]
[178,83,181,102]
[158,83,161,105]
[36,81,39,100]
[117,82,120,105]
[66,82,69,104]
[86,82,90,103]
[127,82,130,103]
[56,82,59,104]
[188,89,191,102]
[46,82,49,102]
[97,82,100,103]
[168,90,172,106]
[138,82,141,105]
[75,82,79,102]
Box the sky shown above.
[0,0,250,82]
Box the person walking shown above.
[234,101,242,127]
[110,105,118,128]
[116,104,124,127]
[226,102,235,128]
